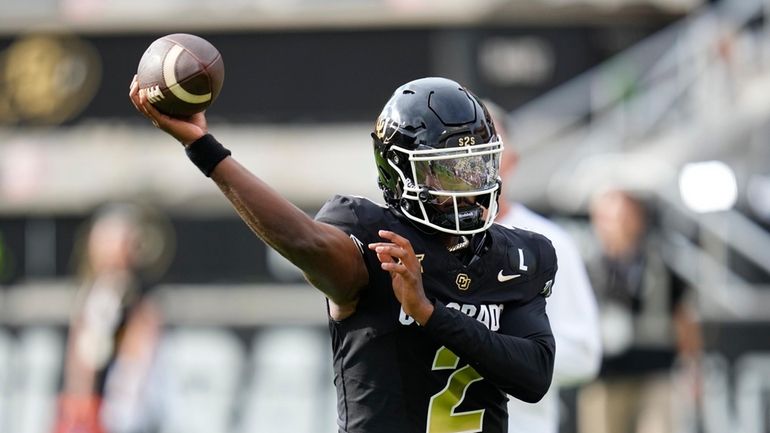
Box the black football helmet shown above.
[372,77,503,235]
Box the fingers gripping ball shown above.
[136,33,224,117]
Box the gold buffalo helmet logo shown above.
[0,34,102,124]
[375,117,386,139]
[375,116,400,144]
[455,273,471,291]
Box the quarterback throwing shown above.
[129,76,557,433]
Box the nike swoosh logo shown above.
[497,270,521,282]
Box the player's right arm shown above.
[128,77,368,314]
[210,158,368,308]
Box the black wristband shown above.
[185,134,231,177]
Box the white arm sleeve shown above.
[503,206,602,433]
[546,230,602,385]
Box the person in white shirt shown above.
[486,101,602,433]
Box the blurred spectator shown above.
[578,189,702,433]
[485,101,602,433]
[54,203,171,433]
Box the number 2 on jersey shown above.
[426,346,484,433]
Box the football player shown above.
[129,76,557,433]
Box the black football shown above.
[136,33,224,117]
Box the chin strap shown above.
[428,205,484,232]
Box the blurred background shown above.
[0,0,768,432]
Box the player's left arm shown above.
[424,293,555,403]
[370,230,556,402]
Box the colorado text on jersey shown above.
[399,302,504,331]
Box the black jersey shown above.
[315,195,558,433]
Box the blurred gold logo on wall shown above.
[0,34,101,124]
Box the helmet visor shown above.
[413,152,500,193]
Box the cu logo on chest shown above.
[455,273,472,291]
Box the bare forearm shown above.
[129,76,364,300]
[211,157,317,258]
[209,157,366,302]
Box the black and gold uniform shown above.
[317,195,557,433]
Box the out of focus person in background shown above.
[54,203,171,433]
[579,189,702,433]
[485,101,602,433]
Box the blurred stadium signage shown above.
[0,25,663,125]
[0,34,101,125]
[479,37,555,86]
